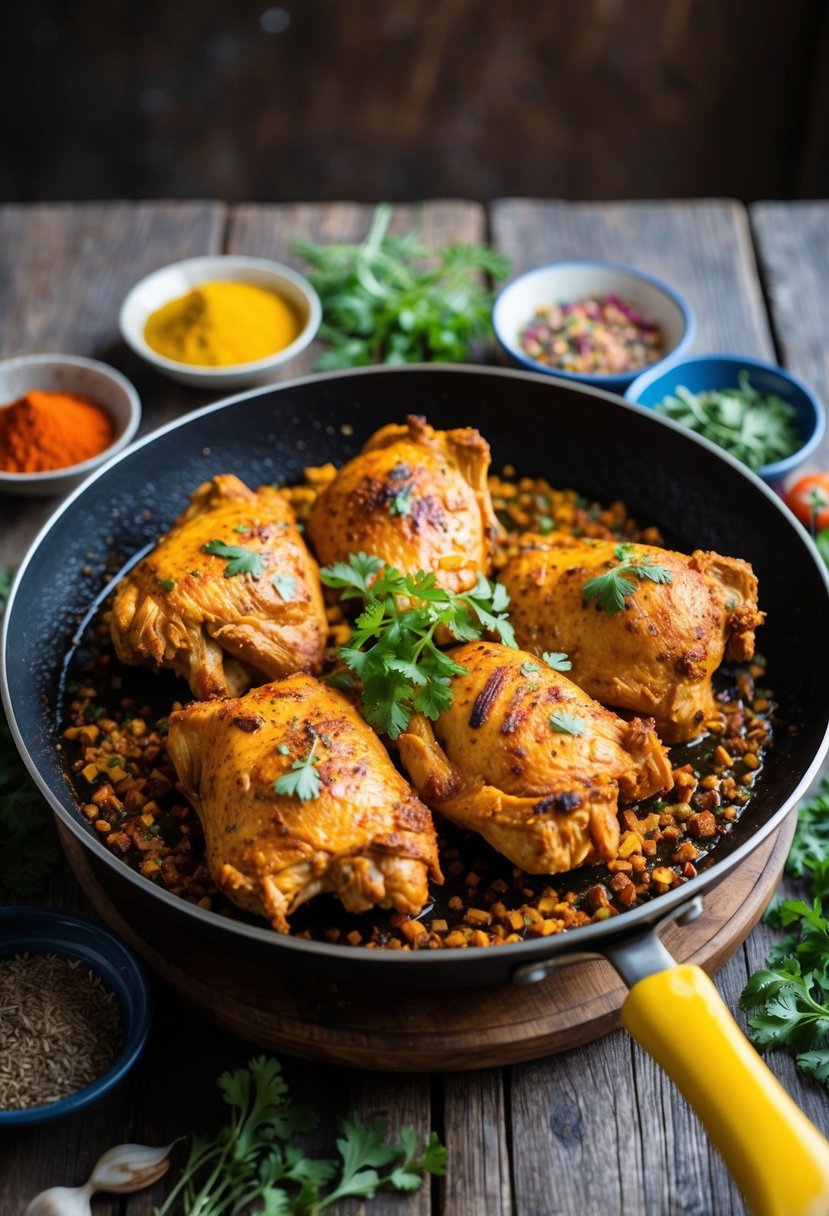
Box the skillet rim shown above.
[4,361,829,975]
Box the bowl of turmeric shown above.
[119,255,322,389]
[0,354,141,498]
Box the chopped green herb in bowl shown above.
[653,372,800,473]
[625,354,825,485]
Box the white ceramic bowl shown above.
[492,259,696,393]
[0,354,141,498]
[119,255,322,389]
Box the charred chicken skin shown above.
[167,675,443,931]
[398,642,672,875]
[500,539,764,744]
[111,475,328,700]
[306,415,499,592]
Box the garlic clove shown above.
[88,1140,178,1192]
[23,1184,94,1216]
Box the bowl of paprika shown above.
[0,354,141,497]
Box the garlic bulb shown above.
[24,1142,177,1216]
[23,1186,93,1216]
[89,1141,177,1191]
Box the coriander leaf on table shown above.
[296,203,510,369]
[0,565,60,898]
[740,778,829,1086]
[320,553,516,738]
[154,1055,444,1216]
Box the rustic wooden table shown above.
[1,199,828,1215]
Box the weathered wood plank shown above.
[750,201,829,472]
[0,200,225,560]
[491,198,775,358]
[441,1069,511,1215]
[225,199,487,380]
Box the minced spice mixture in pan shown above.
[58,469,775,950]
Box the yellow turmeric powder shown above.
[144,280,301,367]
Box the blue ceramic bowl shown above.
[492,258,696,393]
[0,908,151,1127]
[625,353,825,488]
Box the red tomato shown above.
[785,473,829,530]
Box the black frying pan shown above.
[4,365,829,1211]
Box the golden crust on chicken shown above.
[167,674,442,932]
[500,538,764,743]
[398,642,672,875]
[111,474,327,700]
[306,414,499,592]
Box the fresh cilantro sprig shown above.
[740,777,829,1085]
[274,739,323,803]
[295,203,510,370]
[582,543,673,615]
[153,1055,445,1215]
[0,566,60,897]
[202,538,265,579]
[320,552,516,738]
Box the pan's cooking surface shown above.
[5,366,829,983]
[56,484,776,951]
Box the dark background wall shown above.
[4,0,829,203]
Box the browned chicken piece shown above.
[306,414,499,592]
[500,538,764,744]
[398,642,672,875]
[111,474,327,700]
[167,674,443,932]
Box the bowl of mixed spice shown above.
[492,259,695,393]
[0,907,151,1126]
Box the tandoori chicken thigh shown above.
[111,474,327,700]
[306,415,499,592]
[500,539,763,743]
[398,642,672,875]
[167,674,442,931]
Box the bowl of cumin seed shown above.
[0,907,151,1126]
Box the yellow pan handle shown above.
[622,963,829,1216]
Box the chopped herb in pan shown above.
[202,539,265,579]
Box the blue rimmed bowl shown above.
[492,258,695,393]
[625,353,826,489]
[0,908,151,1126]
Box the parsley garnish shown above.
[234,523,251,534]
[295,203,510,369]
[157,578,175,593]
[321,553,516,739]
[520,660,540,676]
[388,488,414,516]
[543,651,572,672]
[583,544,673,615]
[549,710,586,736]
[274,738,323,802]
[202,538,265,579]
[272,573,299,601]
[154,1055,445,1215]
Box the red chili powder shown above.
[0,389,115,473]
